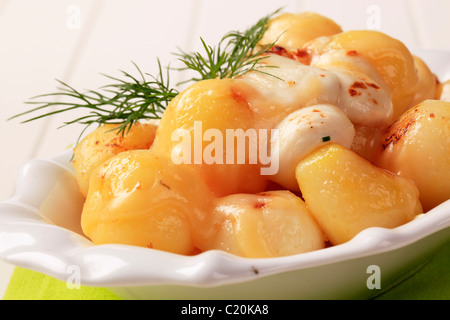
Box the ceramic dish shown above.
[0,50,449,300]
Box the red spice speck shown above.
[349,88,361,96]
[294,48,309,58]
[230,87,251,110]
[293,48,312,64]
[346,50,359,56]
[270,45,294,59]
[105,143,120,148]
[365,82,380,90]
[254,200,266,209]
[351,81,368,89]
[430,113,435,118]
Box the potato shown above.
[410,56,437,106]
[350,125,385,163]
[73,121,158,197]
[152,78,268,197]
[260,12,342,54]
[269,104,355,191]
[81,150,215,255]
[296,143,422,245]
[376,100,450,211]
[202,190,325,258]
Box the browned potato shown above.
[376,100,450,211]
[81,150,215,255]
[72,121,158,197]
[296,143,422,245]
[260,12,342,53]
[410,56,438,106]
[202,190,325,258]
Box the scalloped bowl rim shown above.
[0,149,449,289]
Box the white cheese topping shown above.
[241,53,341,110]
[240,53,393,128]
[270,104,355,191]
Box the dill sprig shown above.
[176,8,281,84]
[9,9,283,139]
[9,60,178,138]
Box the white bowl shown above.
[1,50,450,300]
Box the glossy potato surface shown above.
[376,100,450,211]
[410,56,437,106]
[261,12,342,52]
[73,122,158,197]
[81,150,215,254]
[152,78,268,197]
[296,143,422,245]
[203,191,325,258]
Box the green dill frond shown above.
[175,8,282,84]
[9,9,284,141]
[9,59,178,138]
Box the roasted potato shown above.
[152,78,268,197]
[81,150,215,255]
[260,12,342,54]
[202,190,325,258]
[73,121,158,197]
[376,100,450,211]
[296,143,422,245]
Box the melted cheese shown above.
[270,104,355,191]
[239,54,341,126]
[239,53,393,128]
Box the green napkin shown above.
[3,241,449,300]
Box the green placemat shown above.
[3,267,121,300]
[375,240,450,300]
[3,241,449,300]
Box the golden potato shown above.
[410,56,437,106]
[260,12,342,53]
[152,78,268,197]
[350,125,384,163]
[81,150,216,255]
[296,143,422,245]
[73,121,158,197]
[376,100,450,211]
[202,191,325,258]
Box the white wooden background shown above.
[1,0,449,299]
